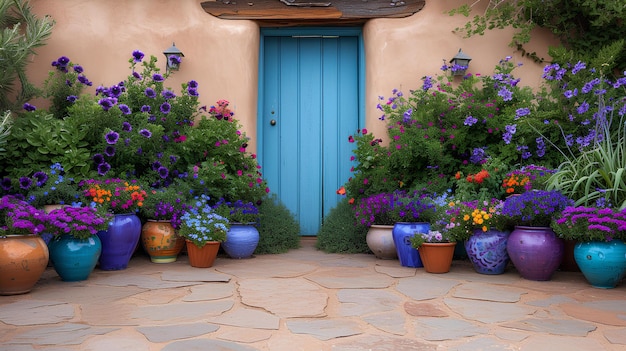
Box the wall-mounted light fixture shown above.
[163,42,184,71]
[450,48,472,76]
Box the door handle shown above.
[270,119,277,126]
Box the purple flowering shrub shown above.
[551,206,626,242]
[354,57,535,197]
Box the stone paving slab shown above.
[331,334,438,351]
[520,335,608,350]
[183,282,235,301]
[216,258,318,279]
[210,308,280,330]
[306,267,395,288]
[0,300,74,325]
[162,339,261,351]
[444,297,536,324]
[413,317,489,341]
[239,278,327,318]
[8,323,118,345]
[217,327,274,343]
[131,300,234,322]
[452,282,526,302]
[136,323,220,342]
[338,288,401,316]
[160,269,231,282]
[286,318,363,340]
[395,275,459,300]
[501,318,597,336]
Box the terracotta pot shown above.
[141,220,185,263]
[0,235,49,295]
[418,242,456,274]
[366,225,397,260]
[185,240,220,268]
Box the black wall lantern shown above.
[450,48,472,76]
[163,42,184,71]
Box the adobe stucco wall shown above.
[28,0,558,150]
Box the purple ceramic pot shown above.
[506,226,563,281]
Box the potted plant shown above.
[0,195,49,295]
[79,178,147,270]
[409,229,456,273]
[435,198,510,274]
[140,186,190,263]
[213,198,260,259]
[501,190,574,281]
[353,192,399,260]
[46,206,111,281]
[179,194,229,268]
[389,191,437,268]
[551,206,626,288]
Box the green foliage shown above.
[449,0,626,67]
[0,111,12,152]
[316,198,370,254]
[0,0,54,112]
[255,194,301,254]
[1,111,93,178]
[545,112,626,210]
[27,163,81,207]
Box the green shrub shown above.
[316,198,370,254]
[255,194,301,254]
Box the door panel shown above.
[261,32,360,235]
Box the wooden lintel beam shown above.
[200,0,426,20]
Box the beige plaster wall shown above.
[28,0,559,150]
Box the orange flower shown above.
[336,186,346,195]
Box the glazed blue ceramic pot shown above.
[574,240,626,289]
[49,234,101,281]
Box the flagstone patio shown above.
[1,239,625,351]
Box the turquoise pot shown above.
[574,240,626,289]
[49,235,101,281]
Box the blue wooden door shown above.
[259,28,363,236]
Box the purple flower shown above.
[188,80,198,88]
[104,145,116,157]
[162,90,176,100]
[77,75,92,86]
[141,105,151,113]
[497,87,513,101]
[464,115,478,126]
[515,108,530,119]
[140,129,152,138]
[92,153,105,165]
[187,87,199,97]
[97,162,111,176]
[402,109,413,123]
[98,97,117,111]
[577,101,590,114]
[563,89,578,99]
[122,122,132,132]
[132,71,142,80]
[33,172,48,187]
[158,166,169,179]
[23,103,36,112]
[152,74,164,82]
[571,61,586,74]
[1,177,12,191]
[151,161,162,171]
[66,95,77,103]
[105,130,119,144]
[160,102,171,114]
[145,87,157,98]
[19,177,32,190]
[422,76,433,91]
[132,50,145,62]
[73,65,84,74]
[118,104,131,115]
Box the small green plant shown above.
[255,194,301,254]
[316,198,370,254]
